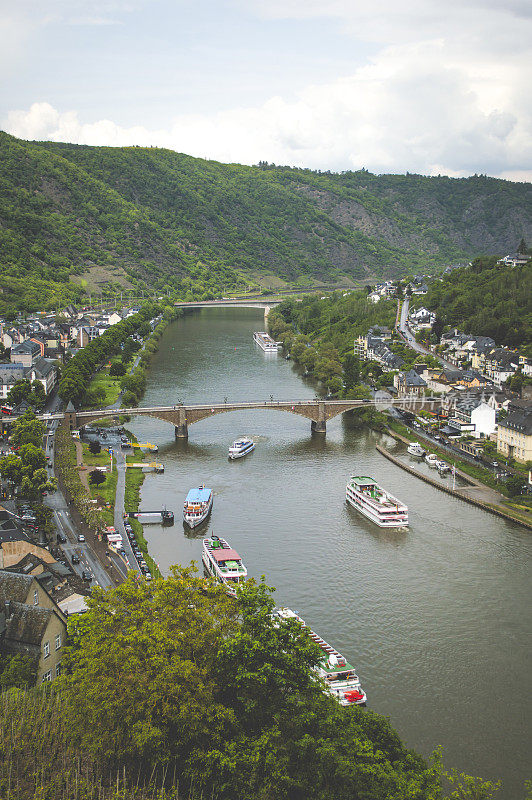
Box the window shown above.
[43,641,50,658]
[33,589,38,605]
[55,634,62,650]
[55,663,61,678]
[42,670,52,682]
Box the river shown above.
[127,308,531,798]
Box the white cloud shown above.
[5,32,532,180]
[2,0,531,178]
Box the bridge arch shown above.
[60,396,442,439]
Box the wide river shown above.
[128,308,531,798]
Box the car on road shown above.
[81,570,92,581]
[71,554,80,564]
[57,533,67,543]
[77,534,85,542]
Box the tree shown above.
[0,652,38,689]
[89,440,101,455]
[89,469,106,486]
[9,413,45,448]
[61,568,450,800]
[343,353,360,391]
[517,237,528,255]
[505,475,526,497]
[109,361,126,377]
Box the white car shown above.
[77,534,85,542]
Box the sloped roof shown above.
[498,409,532,435]
[0,571,34,603]
[4,601,57,646]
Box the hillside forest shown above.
[1,130,532,314]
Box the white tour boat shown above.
[228,437,255,460]
[183,485,213,528]
[425,453,439,467]
[407,442,426,457]
[202,535,247,595]
[274,608,367,706]
[346,475,408,528]
[253,331,279,352]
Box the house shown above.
[29,357,58,395]
[10,340,41,368]
[5,553,89,616]
[394,369,427,397]
[367,292,381,304]
[0,362,26,400]
[483,348,520,386]
[497,409,532,464]
[496,254,530,268]
[409,307,435,326]
[448,399,496,439]
[0,571,67,683]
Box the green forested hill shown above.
[1,130,531,313]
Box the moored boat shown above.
[183,486,213,528]
[425,453,439,467]
[346,475,408,528]
[228,437,255,460]
[407,442,425,457]
[253,331,279,352]
[274,607,367,706]
[437,460,451,474]
[202,535,247,595]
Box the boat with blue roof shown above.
[183,485,213,528]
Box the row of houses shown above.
[437,329,531,385]
[0,305,138,401]
[354,327,405,370]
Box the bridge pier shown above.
[174,424,188,439]
[174,406,188,439]
[311,419,326,435]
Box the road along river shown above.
[126,308,531,799]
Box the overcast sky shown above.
[1,0,531,179]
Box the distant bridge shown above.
[174,298,282,317]
[44,396,444,438]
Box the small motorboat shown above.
[228,437,255,460]
[425,453,439,467]
[407,442,425,457]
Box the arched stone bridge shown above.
[48,396,444,438]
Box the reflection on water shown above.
[126,308,531,800]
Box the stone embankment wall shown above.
[375,444,532,531]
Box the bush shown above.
[89,469,106,486]
[89,440,101,455]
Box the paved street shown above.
[398,299,455,369]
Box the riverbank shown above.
[122,432,161,579]
[376,442,532,531]
[384,420,532,528]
